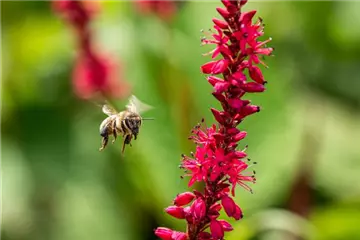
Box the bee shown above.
[99,95,153,153]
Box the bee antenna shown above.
[142,117,155,120]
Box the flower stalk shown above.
[155,0,273,239]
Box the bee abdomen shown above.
[100,127,108,137]
[121,119,131,133]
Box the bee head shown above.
[125,114,142,139]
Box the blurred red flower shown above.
[73,53,129,99]
[134,0,178,22]
[53,0,130,100]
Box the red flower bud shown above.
[191,198,206,222]
[249,65,265,84]
[155,227,173,240]
[201,59,229,74]
[201,61,216,74]
[233,131,247,142]
[209,202,222,212]
[233,205,243,220]
[255,47,273,56]
[221,195,237,217]
[221,0,239,14]
[213,18,229,29]
[241,105,260,117]
[231,71,247,82]
[234,150,247,158]
[183,206,191,216]
[165,206,186,219]
[218,220,233,232]
[211,108,225,125]
[171,231,188,240]
[216,7,231,19]
[210,220,224,239]
[240,0,248,6]
[227,127,240,135]
[207,76,223,86]
[174,192,195,206]
[241,82,266,92]
[240,10,257,26]
[212,93,226,103]
[227,98,245,111]
[214,82,230,94]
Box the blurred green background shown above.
[2,1,360,240]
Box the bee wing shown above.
[91,98,118,116]
[102,103,118,116]
[126,95,153,114]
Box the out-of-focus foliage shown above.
[2,1,360,240]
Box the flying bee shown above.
[99,95,154,154]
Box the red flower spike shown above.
[174,192,195,206]
[155,227,174,240]
[156,0,272,239]
[210,220,224,239]
[165,206,186,219]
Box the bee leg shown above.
[122,135,133,154]
[112,121,117,144]
[121,138,127,154]
[99,135,109,151]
